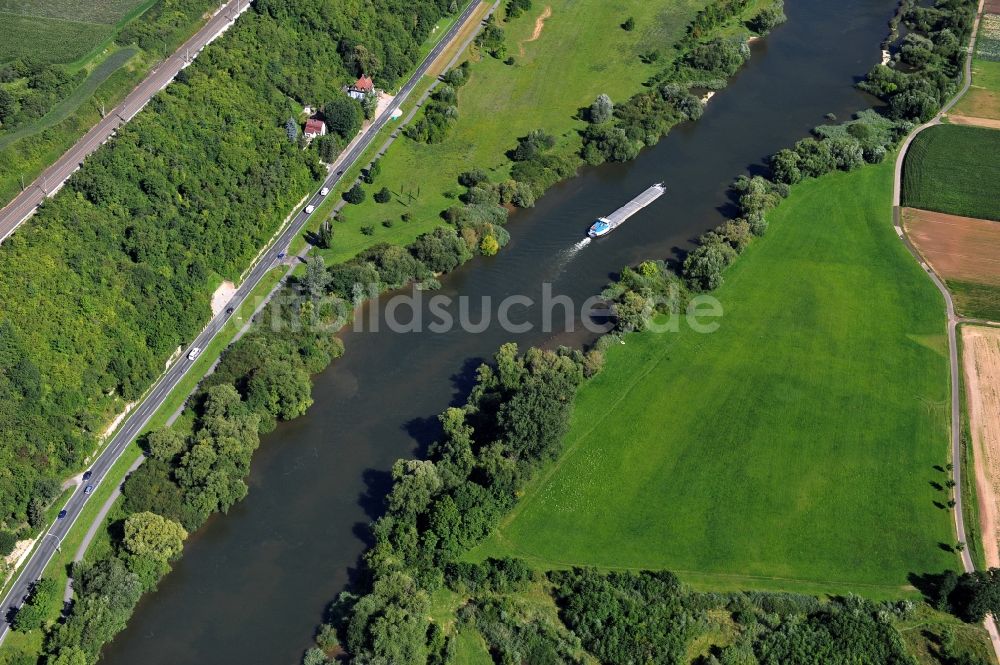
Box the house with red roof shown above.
[304,117,326,139]
[347,75,375,101]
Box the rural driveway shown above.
[0,0,252,245]
[0,0,489,645]
[891,0,1000,657]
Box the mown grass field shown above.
[953,58,1000,120]
[309,0,711,265]
[902,124,1000,221]
[473,160,959,596]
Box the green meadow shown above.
[308,0,709,265]
[902,124,1000,221]
[474,160,959,596]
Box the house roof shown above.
[353,75,374,92]
[304,118,325,134]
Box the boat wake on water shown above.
[551,237,591,276]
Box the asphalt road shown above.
[0,0,486,644]
[0,0,251,245]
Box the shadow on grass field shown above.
[472,160,960,596]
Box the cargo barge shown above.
[588,183,666,238]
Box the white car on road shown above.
[187,347,201,360]
[305,205,315,214]
[320,187,329,196]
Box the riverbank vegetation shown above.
[303,110,995,665]
[902,124,1000,221]
[306,0,784,267]
[0,0,460,532]
[859,0,978,121]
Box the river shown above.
[100,1,898,662]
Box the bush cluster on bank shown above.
[579,0,787,168]
[859,0,977,122]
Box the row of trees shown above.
[579,0,783,168]
[677,108,911,293]
[0,0,457,529]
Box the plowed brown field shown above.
[903,207,1000,286]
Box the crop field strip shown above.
[0,0,147,25]
[903,208,1000,288]
[962,326,1000,570]
[978,12,1000,61]
[903,207,1000,320]
[0,0,149,64]
[902,124,1000,222]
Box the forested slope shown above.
[0,0,454,526]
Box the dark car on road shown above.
[82,470,92,481]
[84,485,94,495]
[58,510,67,519]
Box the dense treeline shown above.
[859,0,977,121]
[551,568,926,665]
[309,344,601,663]
[0,0,456,526]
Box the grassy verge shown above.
[902,124,1000,221]
[898,603,998,664]
[474,160,960,595]
[0,267,285,664]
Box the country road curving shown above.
[0,0,491,645]
[890,0,1000,657]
